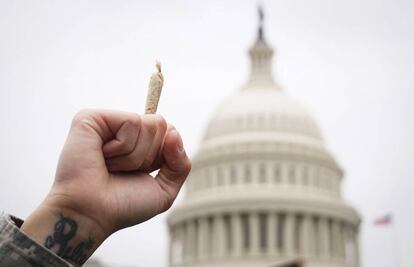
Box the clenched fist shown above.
[21,110,191,266]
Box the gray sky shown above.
[0,0,413,266]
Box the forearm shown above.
[21,204,107,266]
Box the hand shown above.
[21,110,191,266]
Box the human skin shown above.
[20,110,192,266]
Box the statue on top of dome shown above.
[258,5,265,41]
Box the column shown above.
[318,216,330,259]
[187,220,196,262]
[338,222,346,260]
[168,226,175,266]
[343,224,351,264]
[283,213,295,256]
[174,224,184,265]
[182,222,189,262]
[300,214,312,257]
[312,217,319,257]
[249,212,260,256]
[267,212,277,255]
[231,213,242,257]
[352,226,360,266]
[215,214,226,258]
[197,217,208,261]
[331,220,341,260]
[211,216,218,258]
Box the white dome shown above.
[203,88,323,143]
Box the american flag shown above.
[374,214,392,226]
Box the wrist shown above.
[21,202,107,266]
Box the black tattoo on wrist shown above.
[44,214,94,265]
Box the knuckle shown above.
[130,115,142,129]
[126,154,144,170]
[155,115,167,131]
[71,109,95,127]
[145,114,167,137]
[167,123,176,132]
[146,120,158,137]
[118,139,130,151]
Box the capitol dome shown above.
[203,89,323,144]
[168,9,360,267]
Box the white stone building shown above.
[167,10,361,267]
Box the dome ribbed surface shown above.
[203,89,323,143]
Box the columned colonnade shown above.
[169,211,359,266]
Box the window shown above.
[271,115,278,129]
[200,170,206,189]
[237,117,243,130]
[334,178,339,192]
[319,174,325,189]
[230,165,237,184]
[259,163,266,184]
[302,165,309,185]
[247,116,254,129]
[289,165,296,184]
[258,115,265,128]
[259,214,268,250]
[241,214,250,250]
[314,168,320,188]
[323,171,329,189]
[217,166,223,186]
[273,164,281,183]
[326,174,332,190]
[206,168,212,188]
[244,164,252,183]
[193,175,198,192]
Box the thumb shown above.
[155,130,192,212]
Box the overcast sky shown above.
[1,1,413,267]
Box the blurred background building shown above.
[167,9,361,267]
